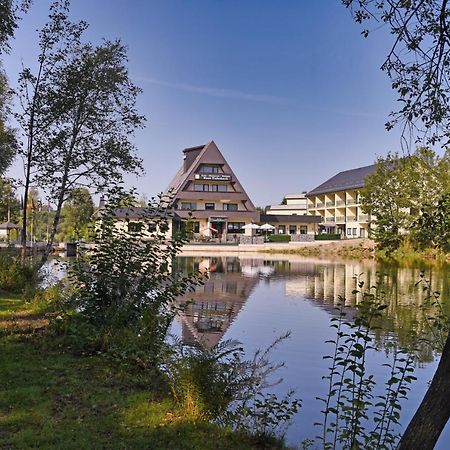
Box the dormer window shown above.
[199,165,220,174]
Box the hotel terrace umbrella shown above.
[259,223,275,231]
[242,223,261,230]
[259,223,275,240]
[242,223,260,237]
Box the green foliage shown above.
[361,149,449,253]
[412,192,450,253]
[314,278,417,449]
[344,1,450,147]
[163,333,301,442]
[268,234,291,243]
[0,303,259,450]
[0,250,40,294]
[17,1,144,256]
[0,70,17,176]
[0,0,30,53]
[315,233,341,241]
[56,187,94,242]
[416,272,449,354]
[57,189,200,366]
[0,177,20,223]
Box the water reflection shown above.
[174,256,259,348]
[174,254,449,358]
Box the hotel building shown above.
[306,164,376,238]
[166,141,259,240]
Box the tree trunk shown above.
[398,330,450,450]
[42,191,64,263]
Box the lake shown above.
[172,252,450,449]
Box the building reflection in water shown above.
[174,257,259,348]
[174,255,449,354]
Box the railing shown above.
[335,216,345,223]
[358,214,369,222]
[347,215,357,222]
[316,202,324,208]
[325,201,335,207]
[336,200,346,206]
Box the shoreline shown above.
[180,238,375,259]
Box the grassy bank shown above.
[261,240,375,259]
[0,296,269,450]
[261,239,449,263]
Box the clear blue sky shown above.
[4,0,405,206]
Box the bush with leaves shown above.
[311,277,418,450]
[163,333,301,443]
[57,188,200,365]
[412,192,450,254]
[0,249,40,295]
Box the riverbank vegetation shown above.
[0,295,261,450]
[0,192,296,449]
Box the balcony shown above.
[336,200,346,206]
[325,201,335,207]
[335,216,345,223]
[347,215,357,222]
[315,202,324,208]
[358,214,369,222]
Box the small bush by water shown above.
[0,251,40,295]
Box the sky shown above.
[3,0,407,206]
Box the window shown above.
[205,203,215,210]
[347,228,352,236]
[289,225,297,234]
[300,225,307,234]
[352,228,357,236]
[217,184,228,192]
[227,222,245,234]
[200,165,220,174]
[223,203,238,211]
[193,221,200,233]
[278,225,286,234]
[360,228,365,238]
[160,223,169,233]
[148,223,157,233]
[181,202,197,210]
[128,222,142,232]
[193,183,206,191]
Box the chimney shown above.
[183,145,204,173]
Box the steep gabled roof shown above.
[165,141,257,212]
[165,143,208,194]
[307,164,376,196]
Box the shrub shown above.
[268,234,291,243]
[314,277,417,449]
[315,233,341,241]
[163,334,301,442]
[0,251,40,295]
[56,188,202,366]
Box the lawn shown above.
[0,295,266,450]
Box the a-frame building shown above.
[166,141,259,240]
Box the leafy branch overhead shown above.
[344,0,450,147]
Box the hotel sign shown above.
[195,173,232,181]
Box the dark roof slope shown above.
[307,164,376,196]
[260,214,322,224]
